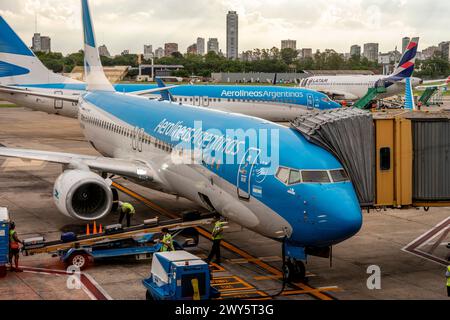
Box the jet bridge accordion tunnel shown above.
[291,108,450,209]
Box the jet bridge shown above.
[292,108,450,209]
[291,108,375,207]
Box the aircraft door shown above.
[54,91,63,110]
[194,96,201,106]
[307,94,314,110]
[137,128,145,152]
[237,148,261,200]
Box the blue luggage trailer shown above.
[0,208,9,277]
[143,251,220,300]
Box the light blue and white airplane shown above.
[0,16,340,121]
[0,0,361,280]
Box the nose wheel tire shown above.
[283,259,306,283]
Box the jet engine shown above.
[53,170,113,221]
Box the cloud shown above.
[0,0,448,55]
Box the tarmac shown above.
[0,106,449,300]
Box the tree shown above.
[280,48,298,65]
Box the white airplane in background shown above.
[299,38,423,100]
[416,76,450,91]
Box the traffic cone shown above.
[93,221,97,234]
[86,224,90,236]
[99,224,103,233]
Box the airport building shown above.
[350,45,361,57]
[31,33,51,53]
[226,11,239,59]
[363,42,379,62]
[164,43,179,57]
[207,38,219,54]
[281,39,297,50]
[196,37,205,55]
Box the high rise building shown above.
[350,45,361,57]
[187,43,197,55]
[31,33,51,53]
[300,48,313,59]
[197,37,205,55]
[98,45,111,58]
[281,40,297,50]
[363,43,379,62]
[207,38,219,54]
[402,37,411,54]
[438,41,450,61]
[226,11,238,59]
[155,47,164,59]
[164,43,179,57]
[422,46,439,59]
[143,45,153,59]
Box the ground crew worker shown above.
[206,217,225,265]
[160,228,174,252]
[9,222,23,272]
[118,201,135,228]
[446,265,450,297]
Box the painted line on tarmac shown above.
[402,217,450,266]
[21,266,111,300]
[113,182,339,301]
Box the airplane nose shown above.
[315,184,362,245]
[331,100,342,109]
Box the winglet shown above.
[81,0,114,92]
[404,77,416,110]
[155,77,174,101]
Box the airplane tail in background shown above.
[0,16,79,85]
[391,37,420,79]
[81,0,114,92]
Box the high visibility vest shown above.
[161,233,174,252]
[446,266,450,287]
[9,230,17,244]
[212,221,224,240]
[121,203,135,215]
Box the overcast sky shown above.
[0,0,449,55]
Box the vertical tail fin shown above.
[404,77,416,110]
[391,37,419,79]
[81,0,114,92]
[0,16,79,85]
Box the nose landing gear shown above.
[283,258,306,283]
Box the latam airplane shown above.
[299,38,423,100]
[0,16,339,121]
[0,0,362,281]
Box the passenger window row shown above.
[275,166,349,185]
[80,114,174,153]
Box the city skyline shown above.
[1,0,449,56]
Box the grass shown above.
[0,103,17,108]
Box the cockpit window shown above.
[330,169,349,182]
[288,170,301,185]
[276,167,290,184]
[301,171,331,183]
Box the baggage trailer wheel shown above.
[68,253,90,270]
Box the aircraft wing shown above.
[128,85,178,96]
[0,147,156,181]
[0,85,80,103]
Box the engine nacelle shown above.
[53,170,113,221]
